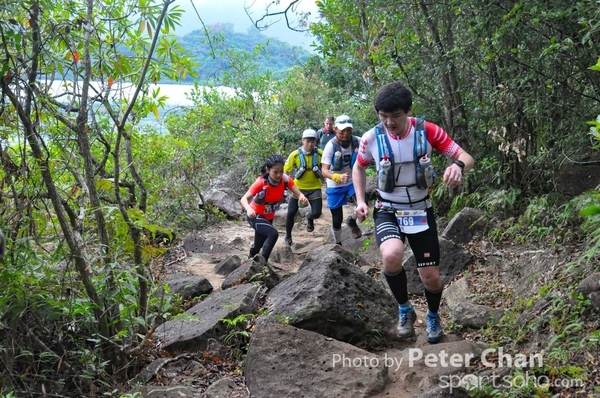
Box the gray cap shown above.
[302,129,318,139]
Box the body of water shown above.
[47,81,236,132]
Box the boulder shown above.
[245,322,388,398]
[263,245,398,347]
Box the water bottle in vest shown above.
[378,156,391,191]
[253,189,267,204]
[313,166,323,178]
[313,165,323,178]
[418,155,434,188]
[333,151,342,170]
[294,167,306,179]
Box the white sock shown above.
[331,227,342,244]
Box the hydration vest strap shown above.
[331,138,359,171]
[282,174,289,189]
[414,118,427,160]
[298,148,307,168]
[298,149,319,169]
[375,124,393,162]
[375,119,427,165]
[351,150,357,168]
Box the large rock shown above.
[159,275,213,301]
[379,340,487,397]
[441,207,487,245]
[221,254,280,290]
[245,322,388,398]
[301,243,373,268]
[510,250,561,295]
[577,272,600,309]
[263,245,398,347]
[444,278,504,329]
[204,188,243,219]
[205,377,247,398]
[156,284,263,353]
[214,255,242,276]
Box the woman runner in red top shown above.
[240,154,308,262]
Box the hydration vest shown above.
[375,118,431,192]
[319,131,335,149]
[252,174,289,205]
[297,148,322,178]
[330,136,360,171]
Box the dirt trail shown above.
[176,198,366,289]
[168,199,446,397]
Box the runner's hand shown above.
[443,164,462,188]
[355,202,369,223]
[299,194,309,206]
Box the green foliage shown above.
[359,236,374,253]
[0,0,199,394]
[313,0,600,199]
[165,82,281,186]
[479,279,596,397]
[274,313,291,326]
[457,191,589,246]
[248,267,272,284]
[469,367,557,398]
[131,130,215,230]
[580,198,600,217]
[272,66,337,152]
[163,46,376,189]
[546,292,590,350]
[480,309,531,346]
[464,157,507,192]
[580,196,600,261]
[579,70,600,258]
[220,313,255,345]
[453,188,521,220]
[0,244,179,396]
[588,113,600,151]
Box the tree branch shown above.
[246,0,309,33]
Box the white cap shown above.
[302,129,318,139]
[334,114,353,130]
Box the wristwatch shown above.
[453,160,465,172]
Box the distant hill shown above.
[176,23,311,84]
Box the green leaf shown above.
[143,223,172,241]
[580,204,600,216]
[95,178,113,191]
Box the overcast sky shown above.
[173,0,319,50]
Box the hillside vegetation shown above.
[175,23,311,84]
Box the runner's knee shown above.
[380,241,404,272]
[418,268,442,290]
